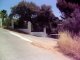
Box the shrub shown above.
[58,32,80,59]
[60,8,80,37]
[57,0,80,59]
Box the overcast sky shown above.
[0,0,61,18]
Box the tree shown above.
[0,11,1,18]
[10,1,39,28]
[57,0,80,36]
[56,0,80,18]
[32,4,58,34]
[0,10,7,26]
[4,17,11,28]
[38,5,54,27]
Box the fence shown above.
[18,21,47,37]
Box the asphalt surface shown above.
[0,28,58,60]
[0,28,73,60]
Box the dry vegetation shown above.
[58,32,80,59]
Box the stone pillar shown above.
[11,19,14,29]
[28,21,31,34]
[43,27,47,37]
[0,18,2,28]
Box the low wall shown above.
[18,29,30,34]
[17,29,47,37]
[30,32,47,37]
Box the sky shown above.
[0,0,61,18]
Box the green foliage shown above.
[57,0,80,18]
[0,10,7,26]
[10,1,39,20]
[10,1,39,28]
[57,0,80,36]
[3,18,11,27]
[0,10,7,18]
[9,1,59,33]
[31,4,59,33]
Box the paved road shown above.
[0,28,73,60]
[0,28,57,60]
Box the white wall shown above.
[18,29,47,37]
[16,21,47,37]
[30,27,47,37]
[30,32,47,37]
[18,29,30,34]
[0,18,2,27]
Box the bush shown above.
[58,32,80,59]
[60,8,80,37]
[57,1,80,59]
